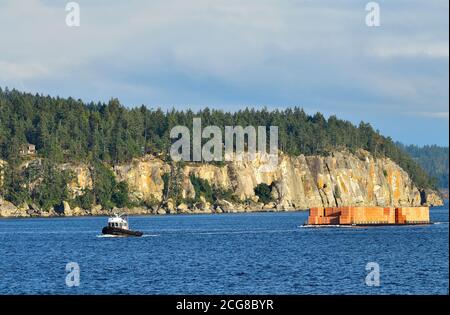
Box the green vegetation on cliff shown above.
[0,158,131,211]
[190,175,214,203]
[88,161,131,209]
[254,183,274,204]
[1,160,73,211]
[0,86,437,209]
[397,143,449,189]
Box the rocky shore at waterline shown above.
[0,194,443,219]
[0,149,444,218]
[0,197,299,218]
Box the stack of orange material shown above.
[308,207,343,225]
[324,207,341,217]
[351,207,368,223]
[308,207,324,225]
[307,206,429,225]
[395,207,429,224]
[339,206,353,225]
[308,216,320,225]
[351,206,392,224]
[322,216,339,224]
[383,207,396,224]
[417,207,430,223]
[309,207,324,217]
[395,208,405,224]
[365,207,387,223]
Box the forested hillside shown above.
[0,87,436,192]
[397,143,448,189]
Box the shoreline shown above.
[1,202,447,219]
[0,210,306,220]
[0,207,308,219]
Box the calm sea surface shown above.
[0,203,448,294]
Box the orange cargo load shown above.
[307,206,430,226]
[309,207,324,217]
[325,207,341,217]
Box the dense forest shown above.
[397,143,449,189]
[0,88,438,210]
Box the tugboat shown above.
[102,214,143,237]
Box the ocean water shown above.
[0,204,448,295]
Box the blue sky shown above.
[0,0,448,146]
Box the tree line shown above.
[0,87,438,211]
[397,143,448,189]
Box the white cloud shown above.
[0,61,49,80]
[0,0,448,121]
[418,111,449,119]
[371,43,449,59]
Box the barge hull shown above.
[102,226,143,237]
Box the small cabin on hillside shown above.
[19,143,37,156]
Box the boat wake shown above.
[191,229,298,235]
[96,234,159,238]
[299,224,353,228]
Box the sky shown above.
[0,0,448,146]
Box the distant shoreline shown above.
[1,202,447,220]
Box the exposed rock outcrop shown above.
[0,198,22,217]
[108,150,428,211]
[0,150,444,217]
[113,156,169,202]
[420,189,444,207]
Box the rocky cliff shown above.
[0,149,444,217]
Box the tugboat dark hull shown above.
[102,226,143,237]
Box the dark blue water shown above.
[0,205,448,295]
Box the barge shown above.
[306,206,430,226]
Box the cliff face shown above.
[112,149,425,209]
[420,189,444,207]
[113,156,169,201]
[0,149,444,217]
[59,149,442,210]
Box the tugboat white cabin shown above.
[107,214,129,230]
